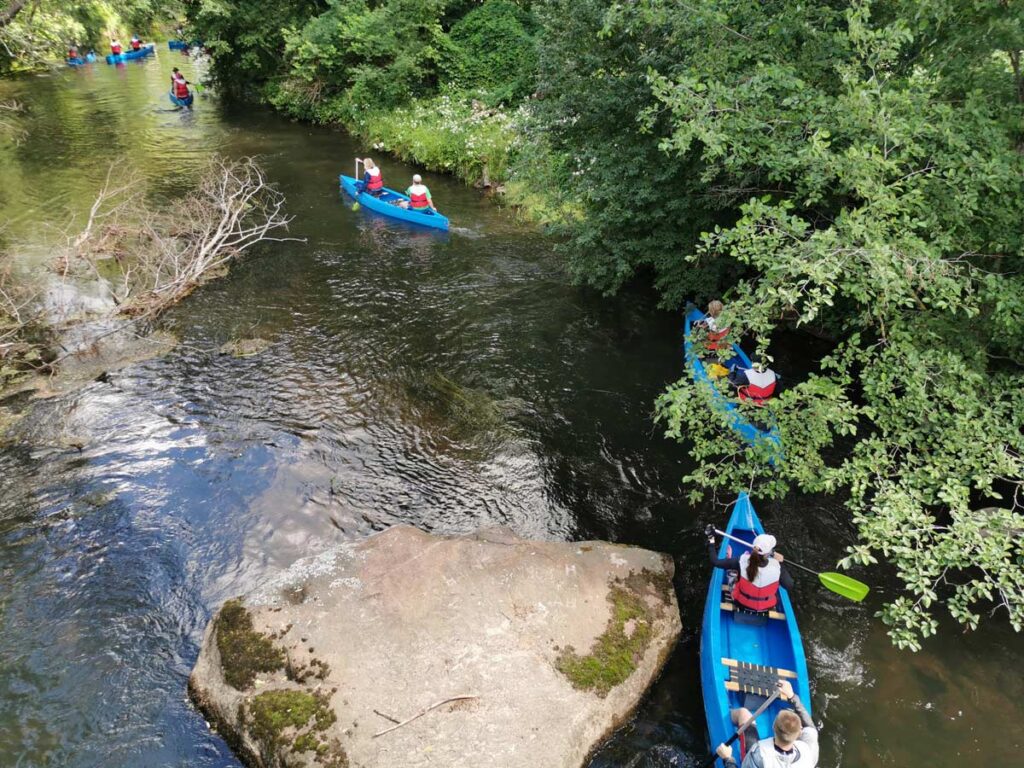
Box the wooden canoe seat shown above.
[721,658,797,697]
[720,585,786,621]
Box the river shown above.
[0,51,1019,768]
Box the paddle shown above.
[351,159,363,211]
[713,528,870,602]
[701,688,782,768]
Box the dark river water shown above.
[0,52,1020,768]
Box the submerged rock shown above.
[219,337,273,357]
[189,525,681,768]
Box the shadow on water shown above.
[0,51,1021,768]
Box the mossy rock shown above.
[246,688,345,767]
[216,599,285,690]
[555,569,671,697]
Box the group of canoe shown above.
[66,36,155,66]
[65,37,197,109]
[686,297,870,765]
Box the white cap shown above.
[752,533,776,554]
[412,174,422,183]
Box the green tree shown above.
[522,0,739,303]
[650,0,1024,649]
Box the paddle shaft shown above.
[714,528,818,577]
[701,688,782,768]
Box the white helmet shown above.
[752,533,777,554]
[412,174,422,183]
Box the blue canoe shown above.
[106,43,155,64]
[168,40,202,50]
[701,493,812,768]
[67,53,96,66]
[339,174,449,232]
[684,306,781,457]
[169,90,194,108]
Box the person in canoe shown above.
[130,35,143,51]
[400,174,436,211]
[356,159,385,197]
[706,527,792,613]
[68,45,79,61]
[698,299,730,352]
[170,68,192,105]
[715,679,819,768]
[728,358,778,404]
[110,38,123,55]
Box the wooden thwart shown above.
[720,600,786,621]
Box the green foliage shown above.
[190,0,323,92]
[351,93,519,185]
[444,0,537,104]
[519,0,736,301]
[652,0,1024,649]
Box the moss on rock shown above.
[555,569,672,697]
[216,599,286,691]
[246,688,345,766]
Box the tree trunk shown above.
[0,0,30,29]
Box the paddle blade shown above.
[818,572,870,602]
[351,201,360,211]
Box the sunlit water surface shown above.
[0,51,1020,767]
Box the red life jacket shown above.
[732,576,780,611]
[111,43,122,54]
[366,169,383,192]
[738,379,777,405]
[409,189,430,209]
[173,79,190,98]
[68,50,78,59]
[131,40,142,50]
[705,327,730,351]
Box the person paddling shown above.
[110,39,123,55]
[68,45,79,61]
[707,527,792,613]
[403,174,436,211]
[130,35,143,51]
[716,680,819,768]
[358,158,385,197]
[170,68,192,105]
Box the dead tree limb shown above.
[372,695,478,738]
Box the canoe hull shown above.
[700,493,811,768]
[169,91,194,108]
[684,306,781,456]
[67,53,96,66]
[339,174,449,232]
[168,40,202,51]
[106,43,155,64]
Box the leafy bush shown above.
[445,0,537,104]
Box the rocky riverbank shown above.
[189,525,682,768]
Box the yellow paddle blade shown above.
[819,572,870,602]
[351,201,360,211]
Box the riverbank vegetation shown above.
[176,1,1024,648]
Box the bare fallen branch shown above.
[372,695,478,738]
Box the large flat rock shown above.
[189,525,681,768]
